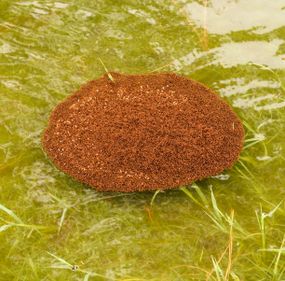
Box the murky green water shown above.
[1,1,285,280]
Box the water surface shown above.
[0,1,285,280]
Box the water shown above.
[0,1,285,280]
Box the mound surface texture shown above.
[42,73,244,192]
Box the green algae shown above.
[0,0,285,280]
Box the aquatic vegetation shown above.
[0,0,285,280]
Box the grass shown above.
[0,203,49,235]
[1,0,285,280]
[179,185,285,281]
[47,252,110,280]
[98,58,115,82]
[1,158,285,280]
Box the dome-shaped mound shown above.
[42,73,244,192]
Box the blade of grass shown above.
[47,252,73,268]
[0,203,23,224]
[192,183,209,207]
[58,208,67,234]
[211,256,224,281]
[0,224,12,232]
[225,210,234,280]
[98,58,114,82]
[48,252,115,280]
[150,190,161,206]
[83,273,90,281]
[273,235,285,279]
[180,186,205,209]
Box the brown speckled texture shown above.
[42,72,244,192]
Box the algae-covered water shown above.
[1,1,285,280]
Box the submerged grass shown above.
[0,203,50,235]
[179,185,285,281]
[0,0,285,280]
[1,163,285,280]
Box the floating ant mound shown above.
[42,73,244,192]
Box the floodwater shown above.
[0,1,285,280]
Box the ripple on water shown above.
[184,0,285,34]
[163,39,284,111]
[171,39,284,71]
[0,1,285,279]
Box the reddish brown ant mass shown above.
[42,73,244,192]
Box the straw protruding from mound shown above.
[42,73,244,192]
